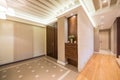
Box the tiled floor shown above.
[0,56,78,80]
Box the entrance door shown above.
[99,30,110,50]
[46,25,57,59]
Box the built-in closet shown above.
[46,23,58,59]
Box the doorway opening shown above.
[99,29,111,54]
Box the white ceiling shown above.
[0,0,119,28]
[82,0,120,29]
[93,0,120,29]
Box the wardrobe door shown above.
[14,23,33,61]
[117,17,120,58]
[46,26,57,59]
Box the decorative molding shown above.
[0,55,45,66]
[6,15,46,27]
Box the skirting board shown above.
[33,53,46,57]
[94,51,115,55]
[0,54,45,66]
[57,60,68,65]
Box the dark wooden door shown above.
[117,17,120,58]
[46,26,57,59]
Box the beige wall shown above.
[57,6,94,71]
[14,22,33,61]
[0,20,14,65]
[94,28,100,52]
[111,22,117,54]
[57,17,66,64]
[0,20,46,65]
[33,27,46,57]
[77,7,94,71]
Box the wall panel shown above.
[14,22,33,61]
[33,27,46,57]
[0,20,14,65]
[0,20,46,65]
[77,7,94,71]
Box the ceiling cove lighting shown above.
[79,0,96,27]
[0,5,7,19]
[0,1,81,26]
[0,12,6,19]
[0,5,15,19]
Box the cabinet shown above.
[65,43,78,67]
[65,15,78,67]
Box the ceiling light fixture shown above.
[66,5,69,9]
[70,13,74,16]
[102,0,107,3]
[100,16,104,19]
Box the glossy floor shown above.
[76,54,120,80]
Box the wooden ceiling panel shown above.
[7,0,52,16]
[5,0,80,22]
[17,0,51,14]
[37,0,57,10]
[27,0,53,11]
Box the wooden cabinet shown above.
[65,15,78,67]
[65,43,78,67]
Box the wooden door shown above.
[117,17,120,58]
[46,26,57,59]
[99,30,110,50]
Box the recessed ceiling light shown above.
[65,5,69,8]
[102,0,107,3]
[73,15,76,18]
[101,26,104,29]
[70,13,73,16]
[100,16,104,19]
[71,2,75,5]
[101,22,104,25]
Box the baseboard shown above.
[33,53,45,57]
[94,51,100,54]
[57,60,68,66]
[0,54,45,66]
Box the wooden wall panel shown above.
[46,24,58,59]
[117,17,120,58]
[68,15,77,41]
